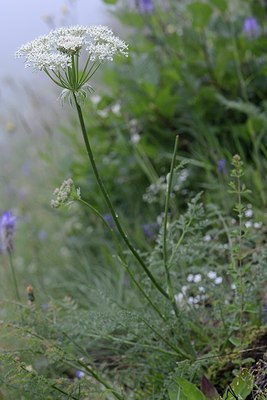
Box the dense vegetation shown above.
[0,0,267,399]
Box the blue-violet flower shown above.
[139,0,154,14]
[243,17,260,38]
[0,211,16,253]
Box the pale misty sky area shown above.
[0,0,110,79]
[0,0,115,137]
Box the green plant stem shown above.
[75,359,124,400]
[8,250,21,303]
[117,256,167,321]
[72,93,169,300]
[77,198,114,232]
[163,135,179,317]
[51,385,80,400]
[236,174,244,346]
[21,326,124,400]
[229,20,247,102]
[77,198,166,321]
[141,318,191,359]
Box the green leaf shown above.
[223,369,254,400]
[168,375,207,400]
[187,2,213,29]
[102,0,117,4]
[209,0,227,12]
[168,384,188,400]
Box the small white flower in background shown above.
[245,208,253,218]
[91,94,101,105]
[97,108,109,118]
[231,283,236,290]
[16,25,128,104]
[207,271,217,280]
[51,178,79,208]
[188,296,195,305]
[187,274,194,282]
[254,222,262,229]
[193,274,202,283]
[245,221,252,228]
[111,103,121,116]
[204,234,212,242]
[214,276,223,285]
[130,133,141,145]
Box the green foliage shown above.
[1,0,267,399]
[168,376,206,400]
[167,369,253,400]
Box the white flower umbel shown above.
[16,25,128,104]
[51,178,80,208]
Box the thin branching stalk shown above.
[72,92,169,300]
[78,198,166,320]
[74,359,125,400]
[20,326,124,400]
[51,384,80,400]
[163,135,179,317]
[117,256,167,321]
[236,171,244,346]
[8,250,21,303]
[141,318,192,359]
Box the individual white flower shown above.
[111,103,121,116]
[245,221,252,228]
[207,271,217,280]
[204,234,212,242]
[188,296,195,305]
[231,283,236,290]
[193,274,202,283]
[214,277,223,285]
[245,209,253,218]
[254,222,262,229]
[187,274,194,282]
[56,35,85,54]
[130,133,141,145]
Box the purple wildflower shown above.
[216,159,227,175]
[138,0,154,14]
[0,211,16,253]
[75,370,85,379]
[243,17,260,38]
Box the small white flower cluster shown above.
[51,178,78,208]
[187,273,202,283]
[175,269,226,308]
[16,25,128,71]
[175,284,207,307]
[207,271,222,285]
